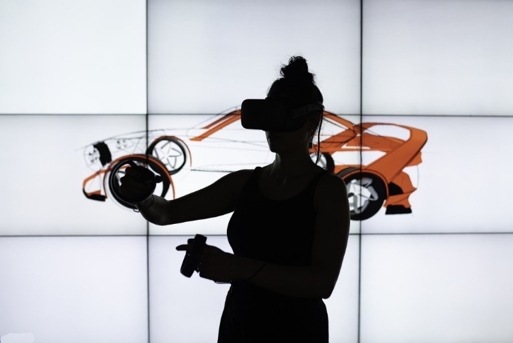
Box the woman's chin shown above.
[267,142,282,153]
[268,145,290,155]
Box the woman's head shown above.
[267,56,323,105]
[265,56,324,154]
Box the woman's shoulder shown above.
[224,168,257,188]
[227,168,255,181]
[319,170,347,189]
[314,171,348,203]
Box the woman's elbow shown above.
[320,285,335,299]
[312,275,337,299]
[141,213,168,226]
[319,274,339,299]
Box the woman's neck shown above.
[268,153,318,181]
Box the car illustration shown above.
[313,112,427,220]
[81,108,427,220]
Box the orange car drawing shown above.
[313,112,428,220]
[81,108,427,219]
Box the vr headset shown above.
[241,99,324,132]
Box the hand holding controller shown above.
[180,234,207,277]
[119,161,162,205]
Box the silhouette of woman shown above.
[120,56,350,342]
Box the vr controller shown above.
[117,161,163,205]
[180,234,207,277]
[241,99,324,132]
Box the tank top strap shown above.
[243,166,263,193]
[251,166,263,184]
[305,169,329,196]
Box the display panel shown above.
[0,237,148,343]
[363,0,513,115]
[148,0,361,115]
[0,115,148,235]
[356,115,513,233]
[360,234,513,343]
[147,113,362,235]
[149,235,359,343]
[0,0,146,114]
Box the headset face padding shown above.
[241,99,323,132]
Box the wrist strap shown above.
[133,195,155,213]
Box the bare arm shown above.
[134,169,253,226]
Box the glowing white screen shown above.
[148,113,362,235]
[360,234,513,342]
[363,0,513,115]
[359,116,513,233]
[0,237,148,343]
[149,235,359,342]
[0,0,146,114]
[0,115,147,235]
[148,0,361,114]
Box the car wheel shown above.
[106,155,173,210]
[147,136,187,175]
[337,167,387,221]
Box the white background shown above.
[360,234,513,342]
[0,115,148,235]
[363,0,513,116]
[0,0,147,114]
[148,0,361,115]
[0,237,148,343]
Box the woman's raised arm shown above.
[122,169,253,226]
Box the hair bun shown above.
[280,56,314,83]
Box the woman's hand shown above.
[119,166,155,203]
[176,239,246,283]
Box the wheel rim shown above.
[150,139,186,174]
[347,177,380,214]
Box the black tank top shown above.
[227,166,327,267]
[220,167,330,343]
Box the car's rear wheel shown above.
[337,167,387,221]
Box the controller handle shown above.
[180,234,207,277]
